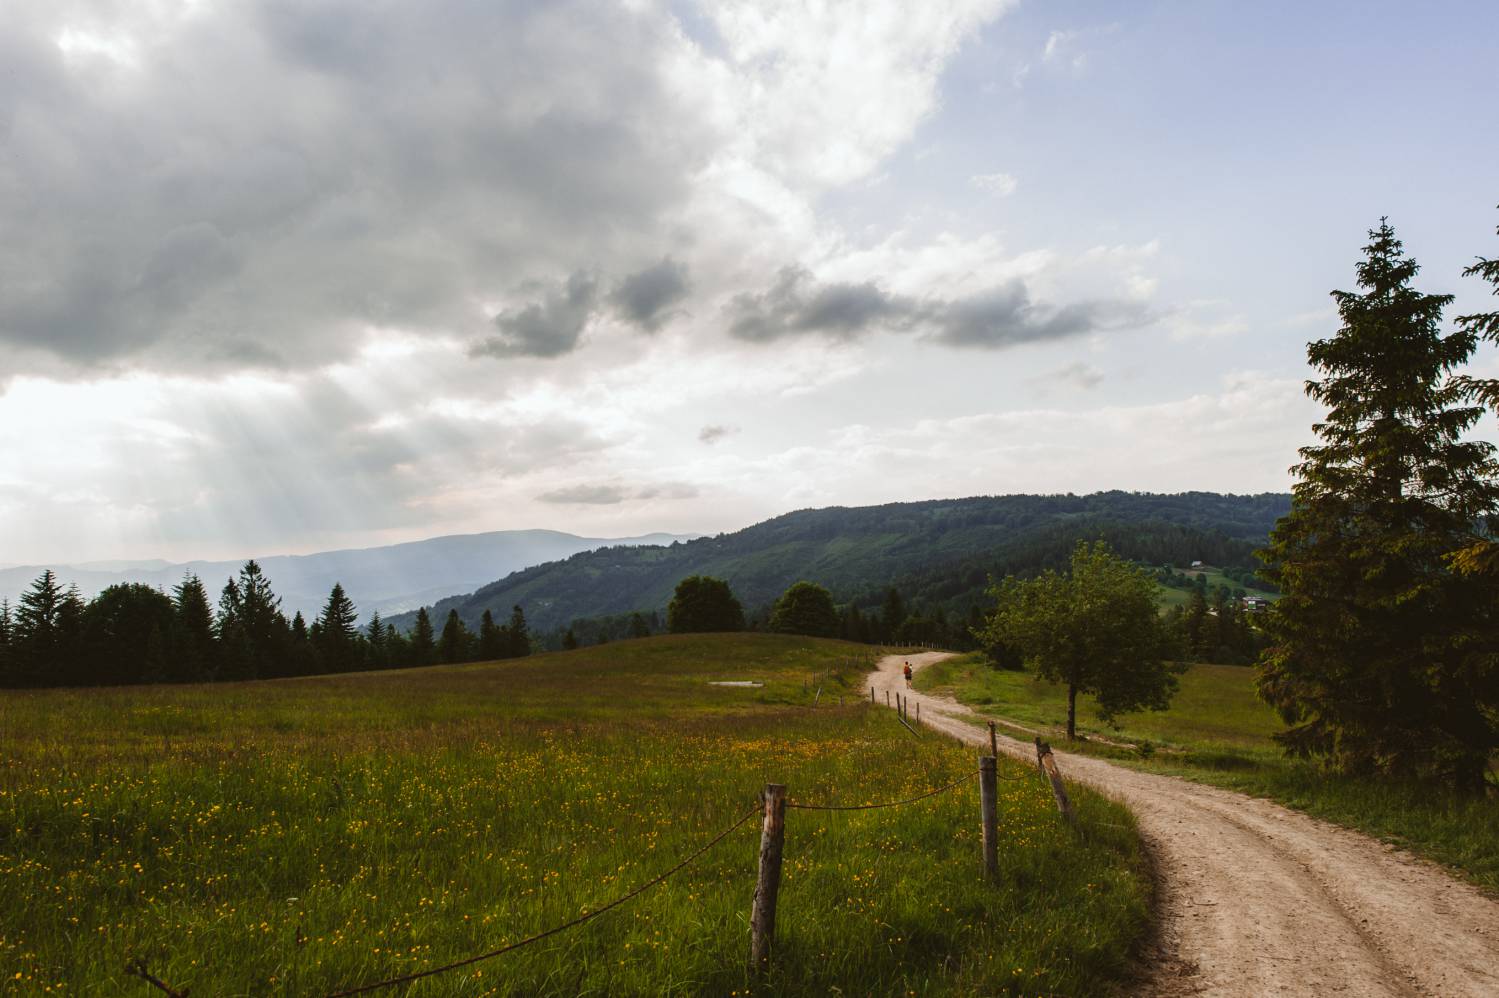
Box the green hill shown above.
[392,491,1290,634]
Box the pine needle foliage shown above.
[1256,220,1499,792]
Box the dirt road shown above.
[870,652,1499,997]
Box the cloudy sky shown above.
[2,0,1497,565]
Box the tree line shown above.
[0,560,531,688]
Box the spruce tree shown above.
[1449,206,1499,575]
[439,609,472,664]
[410,607,436,666]
[478,609,504,660]
[0,599,11,686]
[506,605,531,657]
[367,612,387,669]
[1257,220,1499,792]
[171,574,216,682]
[13,570,68,686]
[317,583,360,672]
[562,627,579,651]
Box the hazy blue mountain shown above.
[0,530,696,622]
[390,491,1292,634]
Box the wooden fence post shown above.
[1034,738,1076,826]
[979,756,998,881]
[870,685,875,703]
[915,701,920,722]
[750,784,787,972]
[988,721,998,759]
[886,690,891,707]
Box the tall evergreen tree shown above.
[0,599,11,685]
[236,560,288,677]
[439,609,473,664]
[366,612,387,669]
[1449,206,1499,576]
[477,609,505,660]
[506,605,531,657]
[171,574,216,682]
[1257,220,1499,792]
[409,607,437,666]
[317,583,360,672]
[11,570,69,686]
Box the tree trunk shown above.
[1066,683,1077,741]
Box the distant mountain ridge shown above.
[390,491,1292,634]
[0,529,697,622]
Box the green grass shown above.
[917,653,1499,894]
[1154,564,1278,609]
[1,634,1148,996]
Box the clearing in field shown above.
[2,634,1147,996]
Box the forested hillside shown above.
[393,492,1290,636]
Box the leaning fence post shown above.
[989,721,998,759]
[979,756,998,881]
[1034,738,1076,826]
[750,784,787,973]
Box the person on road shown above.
[903,662,913,688]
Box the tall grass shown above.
[918,653,1499,893]
[1,634,1147,995]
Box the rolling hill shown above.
[392,491,1291,634]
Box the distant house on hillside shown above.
[1190,560,1204,569]
[1242,596,1270,612]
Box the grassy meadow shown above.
[1153,563,1278,609]
[917,654,1499,893]
[2,634,1148,996]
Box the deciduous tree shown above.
[666,575,745,633]
[979,541,1178,740]
[769,581,839,638]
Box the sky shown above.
[2,0,1497,565]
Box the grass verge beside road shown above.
[2,634,1147,996]
[917,653,1499,895]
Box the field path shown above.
[869,652,1499,997]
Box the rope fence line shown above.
[325,805,761,997]
[127,675,1082,994]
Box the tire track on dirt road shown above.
[870,652,1499,997]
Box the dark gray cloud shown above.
[473,272,599,359]
[611,258,691,331]
[537,481,698,504]
[698,424,738,444]
[537,484,629,505]
[0,1,707,376]
[929,279,1152,348]
[726,267,1153,349]
[726,266,914,342]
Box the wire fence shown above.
[125,764,991,998]
[127,678,1063,997]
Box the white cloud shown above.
[970,171,1019,197]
